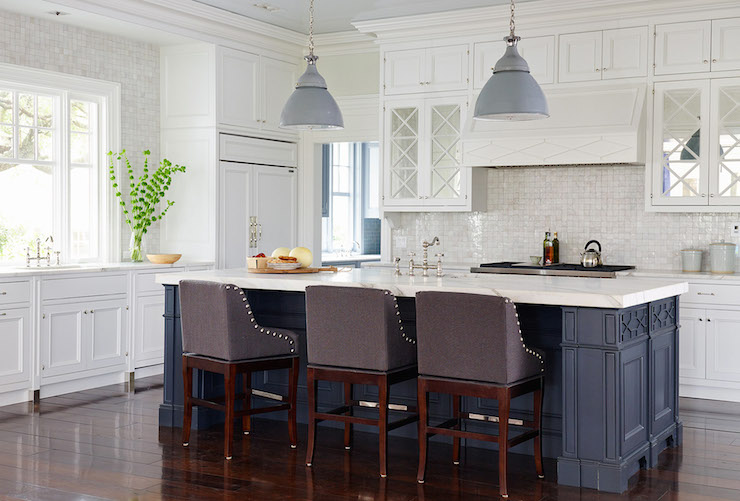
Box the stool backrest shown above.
[179,280,278,361]
[305,286,415,371]
[415,291,542,384]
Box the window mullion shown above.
[58,92,70,261]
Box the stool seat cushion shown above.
[180,280,298,361]
[305,286,416,372]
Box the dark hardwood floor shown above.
[0,376,738,500]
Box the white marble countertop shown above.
[0,260,213,279]
[155,267,688,309]
[321,254,381,264]
[619,269,740,282]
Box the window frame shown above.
[0,63,121,264]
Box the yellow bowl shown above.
[146,254,182,264]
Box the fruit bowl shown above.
[146,254,182,264]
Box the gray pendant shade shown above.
[474,38,549,121]
[279,61,344,130]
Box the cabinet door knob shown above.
[603,67,607,71]
[84,310,88,314]
[0,291,6,295]
[707,318,711,322]
[699,318,703,321]
[704,59,709,64]
[90,310,94,314]
[712,59,717,63]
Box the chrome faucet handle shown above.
[408,252,415,276]
[393,257,402,276]
[54,251,61,265]
[435,253,444,277]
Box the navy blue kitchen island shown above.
[155,268,688,493]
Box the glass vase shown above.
[129,228,144,263]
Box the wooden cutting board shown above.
[248,266,338,274]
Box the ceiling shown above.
[0,0,191,45]
[194,0,541,34]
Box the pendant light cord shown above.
[306,0,317,64]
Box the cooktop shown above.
[470,262,635,278]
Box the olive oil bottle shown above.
[543,231,554,266]
[553,232,560,264]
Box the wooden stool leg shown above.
[242,371,251,435]
[182,356,193,447]
[498,388,511,498]
[417,378,429,484]
[344,382,353,450]
[534,380,544,479]
[288,357,299,448]
[224,365,236,460]
[453,394,461,465]
[378,375,389,478]
[306,368,318,467]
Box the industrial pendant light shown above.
[280,0,343,130]
[474,0,549,121]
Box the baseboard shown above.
[0,388,33,406]
[135,364,164,379]
[39,371,127,399]
[680,396,740,414]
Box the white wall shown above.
[0,9,160,259]
[389,165,740,271]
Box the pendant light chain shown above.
[307,0,316,61]
[509,0,516,39]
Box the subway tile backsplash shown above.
[389,166,740,271]
[0,10,160,259]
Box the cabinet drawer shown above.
[684,283,740,306]
[42,274,127,301]
[0,281,30,306]
[220,134,297,167]
[136,269,184,295]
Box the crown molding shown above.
[50,0,304,56]
[353,0,740,43]
[312,31,378,56]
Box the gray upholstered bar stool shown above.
[304,285,419,478]
[415,291,545,499]
[179,280,300,460]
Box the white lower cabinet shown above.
[706,309,740,382]
[134,294,165,368]
[41,296,127,379]
[0,306,30,389]
[678,307,706,379]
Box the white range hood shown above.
[461,84,647,167]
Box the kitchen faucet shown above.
[394,236,444,277]
[25,235,60,267]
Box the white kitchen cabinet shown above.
[473,36,555,88]
[134,294,165,368]
[678,307,706,380]
[559,27,647,83]
[602,27,648,80]
[40,303,85,378]
[651,77,740,209]
[655,21,712,75]
[711,18,740,72]
[706,309,740,382]
[559,31,602,83]
[261,56,298,132]
[0,307,30,389]
[216,47,297,133]
[651,80,711,206]
[384,45,468,95]
[219,160,297,267]
[87,298,127,371]
[217,47,260,129]
[383,96,485,211]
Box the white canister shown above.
[710,242,737,274]
[681,249,703,272]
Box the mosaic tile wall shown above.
[389,165,740,271]
[0,10,160,259]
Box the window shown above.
[321,142,380,254]
[0,65,119,264]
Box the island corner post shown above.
[158,283,681,494]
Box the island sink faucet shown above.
[25,235,60,267]
[394,236,444,277]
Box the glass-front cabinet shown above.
[383,96,469,210]
[652,78,740,209]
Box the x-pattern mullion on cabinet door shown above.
[391,170,417,198]
[717,88,740,197]
[429,105,462,198]
[431,169,460,198]
[664,89,701,125]
[391,108,418,138]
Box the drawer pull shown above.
[0,292,6,295]
[0,313,5,316]
[696,292,715,296]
